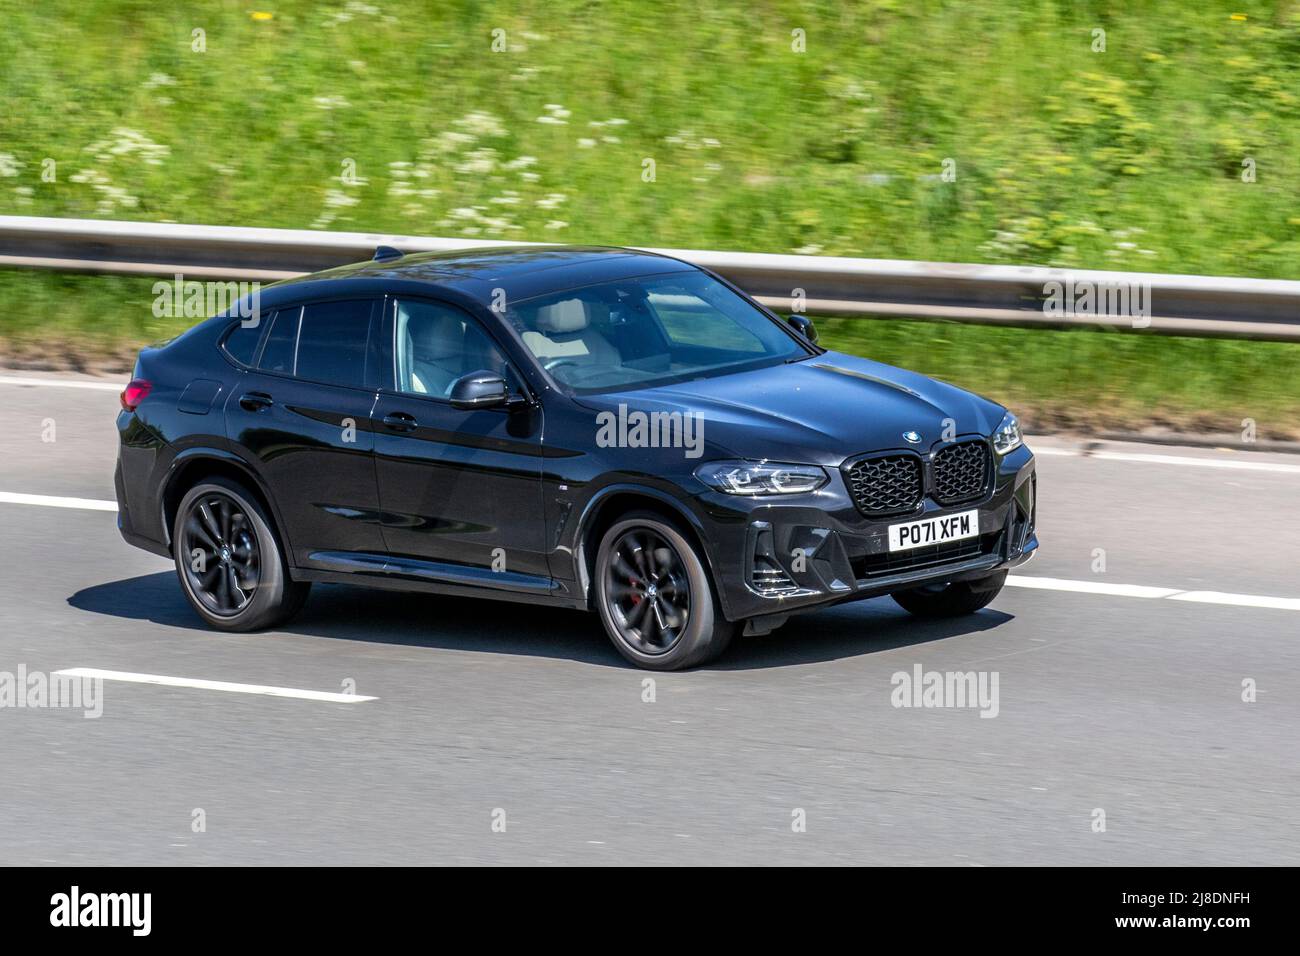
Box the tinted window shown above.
[653,287,767,353]
[222,317,264,366]
[395,299,511,398]
[258,307,300,374]
[296,301,372,388]
[507,271,805,393]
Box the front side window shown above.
[394,299,511,398]
[506,271,807,393]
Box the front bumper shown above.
[696,444,1038,623]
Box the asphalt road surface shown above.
[2,371,1298,865]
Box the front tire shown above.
[891,569,1007,618]
[594,511,733,670]
[173,477,310,632]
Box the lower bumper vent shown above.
[747,523,801,596]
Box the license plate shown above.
[888,509,979,553]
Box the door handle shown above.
[239,391,273,411]
[382,411,418,432]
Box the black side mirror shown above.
[449,370,509,409]
[788,314,818,344]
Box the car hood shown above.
[573,351,1007,466]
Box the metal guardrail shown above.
[1,215,1297,340]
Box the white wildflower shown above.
[454,148,498,175]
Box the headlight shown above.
[992,412,1023,456]
[694,460,828,496]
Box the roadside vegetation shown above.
[0,1,1297,434]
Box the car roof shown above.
[261,244,701,310]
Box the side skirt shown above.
[294,551,586,610]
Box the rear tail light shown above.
[120,379,152,411]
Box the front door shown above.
[370,297,549,583]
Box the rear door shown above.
[224,298,385,569]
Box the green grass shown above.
[1,1,1296,271]
[0,1,1297,432]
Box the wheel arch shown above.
[573,485,730,618]
[159,449,290,558]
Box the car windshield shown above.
[505,271,809,393]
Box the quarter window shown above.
[221,316,265,366]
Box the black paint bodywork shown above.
[115,245,1038,627]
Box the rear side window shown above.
[258,307,300,374]
[295,300,372,388]
[221,317,265,366]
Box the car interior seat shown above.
[522,298,621,368]
[406,310,468,396]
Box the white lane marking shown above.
[1091,451,1300,474]
[1167,591,1300,612]
[54,668,377,704]
[1004,576,1180,599]
[0,375,121,391]
[1030,445,1300,474]
[0,491,118,511]
[1007,575,1300,612]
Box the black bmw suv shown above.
[115,245,1038,670]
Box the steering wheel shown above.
[544,358,580,373]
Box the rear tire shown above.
[891,570,1007,618]
[172,477,310,632]
[594,511,733,670]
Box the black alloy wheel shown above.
[604,527,692,655]
[181,491,261,616]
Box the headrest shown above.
[408,313,462,357]
[536,298,588,334]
